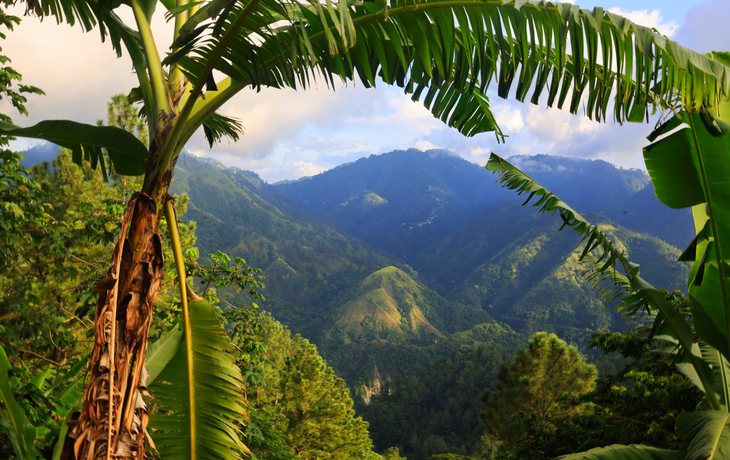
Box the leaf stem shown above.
[130,0,173,134]
[163,197,196,460]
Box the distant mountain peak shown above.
[425,148,462,159]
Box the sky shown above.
[3,0,730,182]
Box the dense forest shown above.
[3,0,730,458]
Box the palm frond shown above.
[145,323,183,384]
[173,0,730,142]
[202,111,244,147]
[148,299,249,460]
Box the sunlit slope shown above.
[416,202,688,340]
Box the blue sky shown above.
[4,0,730,182]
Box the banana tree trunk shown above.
[61,149,175,459]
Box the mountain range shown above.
[23,143,692,395]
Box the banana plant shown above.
[0,345,38,460]
[5,0,730,457]
[485,97,730,457]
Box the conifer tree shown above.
[480,332,596,455]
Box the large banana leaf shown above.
[558,444,684,460]
[170,0,730,145]
[148,299,249,460]
[0,120,148,178]
[644,111,730,361]
[0,345,38,460]
[485,152,721,409]
[677,411,730,460]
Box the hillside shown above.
[327,266,491,345]
[170,156,394,337]
[415,201,688,343]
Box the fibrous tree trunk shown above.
[62,192,164,460]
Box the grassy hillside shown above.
[327,266,492,345]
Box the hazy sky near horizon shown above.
[4,0,730,182]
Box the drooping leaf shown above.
[0,120,148,177]
[558,444,684,460]
[677,411,730,460]
[0,345,38,460]
[148,300,249,460]
[202,112,244,148]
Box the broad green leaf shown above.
[678,411,730,460]
[146,323,183,384]
[148,300,249,460]
[558,444,684,460]
[0,120,148,177]
[644,112,730,362]
[0,345,38,460]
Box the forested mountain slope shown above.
[170,156,393,337]
[413,201,688,343]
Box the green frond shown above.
[677,411,730,460]
[148,299,249,460]
[202,111,244,147]
[172,0,730,142]
[146,323,183,384]
[558,444,685,460]
[0,120,148,178]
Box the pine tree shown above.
[480,332,596,457]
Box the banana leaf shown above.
[677,411,730,460]
[557,444,684,460]
[148,299,249,460]
[0,345,38,460]
[644,111,730,361]
[0,120,148,178]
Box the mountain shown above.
[171,152,690,385]
[275,148,514,258]
[170,156,394,337]
[18,143,61,169]
[274,149,694,257]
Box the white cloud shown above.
[492,101,524,134]
[0,5,174,126]
[674,0,730,53]
[524,105,600,144]
[607,7,679,37]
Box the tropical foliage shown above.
[3,0,730,455]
